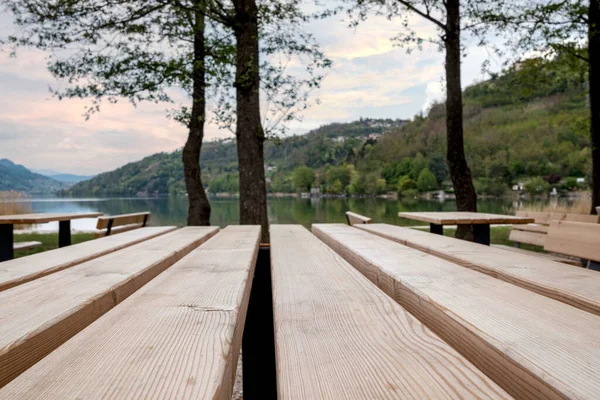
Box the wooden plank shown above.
[564,213,600,224]
[12,242,41,251]
[515,211,566,225]
[0,226,218,388]
[508,228,546,247]
[96,212,151,229]
[0,226,178,292]
[314,224,600,400]
[345,211,372,225]
[545,221,600,262]
[492,245,582,266]
[398,211,533,225]
[512,223,549,233]
[270,225,510,400]
[93,223,144,238]
[0,226,259,399]
[356,223,600,316]
[0,212,102,224]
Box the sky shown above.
[0,5,502,175]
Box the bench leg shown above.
[58,220,71,248]
[242,247,277,399]
[589,261,600,271]
[0,224,14,262]
[473,224,491,246]
[430,223,443,235]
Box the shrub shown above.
[524,176,550,195]
[417,168,438,192]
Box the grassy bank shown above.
[14,233,95,258]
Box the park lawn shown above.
[13,233,95,258]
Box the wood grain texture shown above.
[314,223,600,400]
[270,225,510,400]
[545,221,600,262]
[0,212,103,224]
[515,211,599,225]
[492,245,582,266]
[0,226,178,292]
[0,226,218,388]
[96,212,151,229]
[512,224,549,233]
[356,223,600,316]
[345,211,372,225]
[508,228,547,247]
[397,212,533,225]
[0,226,260,400]
[12,242,41,251]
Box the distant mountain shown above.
[33,169,94,184]
[0,159,66,193]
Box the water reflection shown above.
[11,195,530,231]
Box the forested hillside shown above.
[64,59,591,198]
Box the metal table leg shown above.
[58,220,71,248]
[430,223,444,235]
[0,224,14,262]
[473,224,491,246]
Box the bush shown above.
[327,179,344,194]
[524,176,550,195]
[292,166,315,192]
[396,175,416,194]
[474,178,506,197]
[417,168,438,192]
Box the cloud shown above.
[0,6,500,174]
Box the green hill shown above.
[0,159,65,193]
[63,57,591,197]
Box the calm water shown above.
[9,195,543,232]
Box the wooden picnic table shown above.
[0,212,103,262]
[397,211,534,245]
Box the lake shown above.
[7,195,556,232]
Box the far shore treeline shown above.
[3,0,599,242]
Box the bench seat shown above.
[12,241,41,251]
[492,245,582,266]
[345,211,372,225]
[355,223,600,316]
[269,225,509,399]
[314,224,600,399]
[0,226,259,399]
[0,226,177,292]
[0,227,218,388]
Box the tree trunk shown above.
[445,0,477,240]
[233,0,269,242]
[590,0,600,214]
[182,3,211,226]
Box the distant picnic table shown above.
[397,211,534,245]
[0,212,103,261]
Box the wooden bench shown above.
[1,226,259,398]
[0,226,177,292]
[313,224,600,399]
[355,223,600,316]
[0,226,218,388]
[507,210,599,247]
[13,241,41,251]
[95,212,151,238]
[545,221,600,270]
[269,225,509,399]
[345,211,372,225]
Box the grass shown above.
[14,233,95,258]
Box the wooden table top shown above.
[397,212,534,225]
[0,212,103,225]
